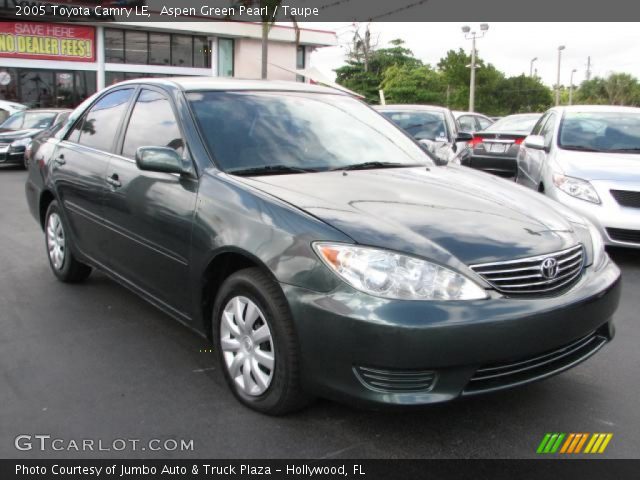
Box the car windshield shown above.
[380,110,449,142]
[559,111,640,153]
[187,91,432,173]
[487,114,541,133]
[0,111,56,130]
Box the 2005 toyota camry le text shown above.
[25,78,621,414]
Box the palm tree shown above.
[232,0,299,79]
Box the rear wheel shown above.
[212,267,309,415]
[45,201,92,283]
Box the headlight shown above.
[313,243,487,301]
[552,172,600,204]
[10,137,31,149]
[586,220,606,268]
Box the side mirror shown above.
[135,146,185,174]
[455,131,474,143]
[419,139,450,166]
[523,135,547,151]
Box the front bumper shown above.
[547,181,640,248]
[0,145,25,165]
[284,258,620,406]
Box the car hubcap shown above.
[47,213,65,270]
[220,296,275,396]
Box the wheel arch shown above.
[39,189,56,230]
[199,247,278,341]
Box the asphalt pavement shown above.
[1,166,638,459]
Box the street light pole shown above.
[530,57,538,77]
[555,45,565,106]
[462,24,489,113]
[569,68,577,106]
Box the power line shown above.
[370,0,430,20]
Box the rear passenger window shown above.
[121,89,184,159]
[477,117,492,130]
[68,88,133,152]
[457,115,476,132]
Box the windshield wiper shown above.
[560,145,603,152]
[330,161,417,171]
[607,147,640,153]
[227,165,318,176]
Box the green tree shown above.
[575,73,640,105]
[335,39,422,103]
[381,64,445,104]
[495,75,553,114]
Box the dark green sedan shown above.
[25,78,621,414]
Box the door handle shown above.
[53,154,65,166]
[106,173,121,188]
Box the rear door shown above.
[517,112,552,189]
[51,88,135,264]
[101,87,198,314]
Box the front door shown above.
[101,88,197,315]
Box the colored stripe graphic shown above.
[537,433,613,454]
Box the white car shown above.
[517,105,640,248]
[0,100,26,123]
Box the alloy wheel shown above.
[46,213,65,270]
[220,296,275,396]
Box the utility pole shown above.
[569,68,577,105]
[530,57,538,77]
[462,24,489,113]
[555,45,565,106]
[586,56,592,81]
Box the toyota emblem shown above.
[540,257,559,279]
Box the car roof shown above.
[374,104,450,112]
[0,100,26,108]
[551,105,640,114]
[113,76,347,95]
[24,108,71,113]
[452,110,491,118]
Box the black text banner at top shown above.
[0,0,639,22]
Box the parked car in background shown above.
[0,109,70,168]
[453,110,494,133]
[518,105,640,248]
[0,100,27,123]
[375,105,472,164]
[464,113,542,179]
[26,79,620,414]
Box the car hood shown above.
[238,165,583,266]
[557,149,640,182]
[0,128,40,141]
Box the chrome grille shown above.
[354,366,436,393]
[470,244,584,296]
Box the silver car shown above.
[517,105,640,248]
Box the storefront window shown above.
[149,33,171,65]
[0,68,95,108]
[19,70,55,108]
[217,38,234,77]
[171,35,193,67]
[194,37,210,68]
[105,29,125,63]
[125,31,148,65]
[296,45,306,82]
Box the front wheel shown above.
[45,201,92,283]
[212,268,309,415]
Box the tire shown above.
[212,267,309,415]
[44,201,92,283]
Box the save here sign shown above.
[0,21,95,62]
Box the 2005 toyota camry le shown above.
[26,78,621,414]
